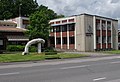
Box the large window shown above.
[56,26,61,32]
[96,37,100,43]
[107,36,111,43]
[62,25,67,32]
[56,38,61,44]
[102,36,106,43]
[69,37,75,44]
[0,40,3,45]
[96,19,100,30]
[68,24,75,31]
[50,37,55,44]
[62,37,67,44]
[107,21,111,30]
[102,20,106,30]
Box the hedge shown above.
[7,45,37,52]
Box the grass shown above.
[59,53,88,59]
[103,50,120,54]
[0,52,88,63]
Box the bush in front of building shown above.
[43,47,57,52]
[7,45,37,52]
[43,47,58,55]
[7,45,24,51]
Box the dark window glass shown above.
[56,26,61,32]
[102,37,106,43]
[69,37,74,44]
[62,37,67,44]
[68,24,75,31]
[50,37,55,44]
[96,37,100,43]
[56,38,61,44]
[62,25,67,32]
[107,36,111,43]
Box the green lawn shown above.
[0,53,88,63]
[103,50,120,54]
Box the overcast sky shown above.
[37,0,120,27]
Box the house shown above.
[49,13,118,51]
[0,17,29,52]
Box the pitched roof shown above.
[0,27,27,32]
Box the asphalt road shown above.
[0,56,120,82]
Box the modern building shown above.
[0,17,29,52]
[49,13,118,51]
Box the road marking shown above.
[60,65,90,69]
[0,72,20,76]
[93,77,106,81]
[110,61,120,64]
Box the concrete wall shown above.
[84,15,94,51]
[75,15,86,51]
[112,20,118,50]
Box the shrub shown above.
[29,46,37,52]
[7,45,24,51]
[43,47,57,52]
[7,45,37,52]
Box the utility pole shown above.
[19,3,22,17]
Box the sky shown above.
[37,0,120,27]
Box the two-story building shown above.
[49,13,118,51]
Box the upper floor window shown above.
[107,21,111,30]
[68,24,75,31]
[62,25,67,32]
[96,19,100,30]
[102,20,106,30]
[56,26,61,32]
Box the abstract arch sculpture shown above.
[22,38,45,55]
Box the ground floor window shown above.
[56,38,61,44]
[69,37,74,44]
[62,37,67,44]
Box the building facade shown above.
[0,17,29,52]
[49,13,118,51]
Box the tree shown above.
[0,0,38,20]
[27,5,63,40]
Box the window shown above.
[102,37,106,43]
[107,21,111,30]
[62,37,67,44]
[56,26,61,32]
[56,38,61,44]
[0,40,3,45]
[96,19,100,30]
[96,37,100,43]
[53,26,56,32]
[62,25,67,32]
[107,36,111,43]
[50,37,55,44]
[69,37,74,44]
[102,20,106,30]
[68,24,75,31]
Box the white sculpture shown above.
[22,38,45,55]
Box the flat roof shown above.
[50,13,118,22]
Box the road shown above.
[0,56,120,82]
